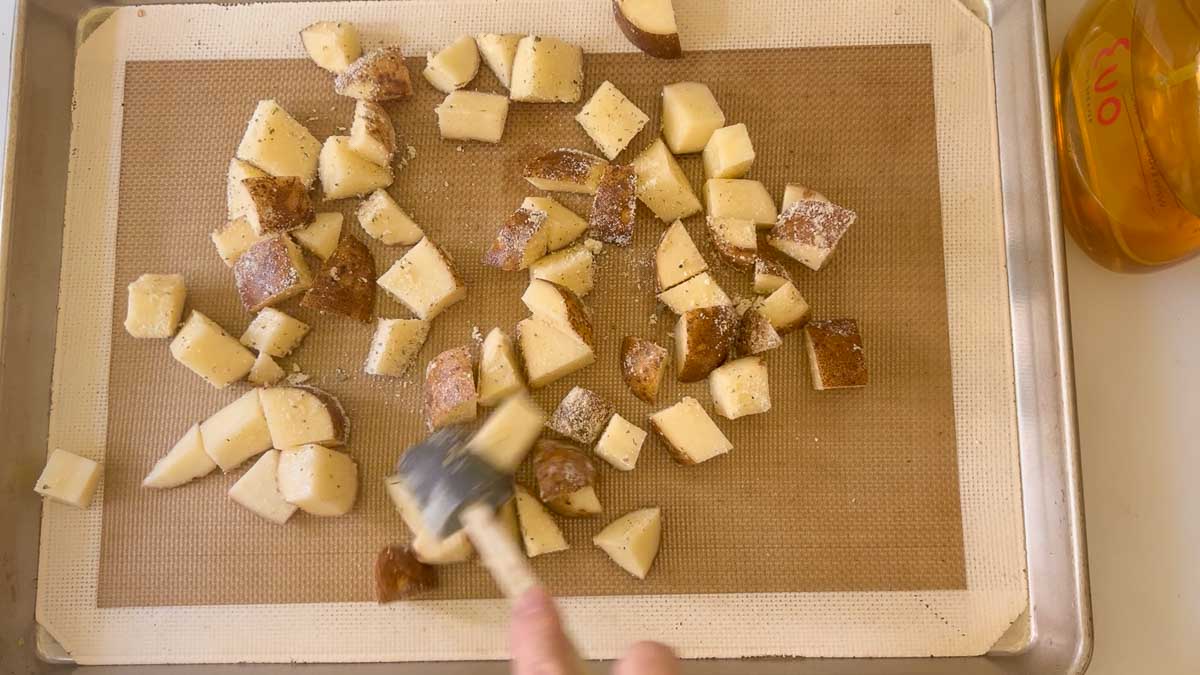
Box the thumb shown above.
[510,586,581,675]
[614,641,680,675]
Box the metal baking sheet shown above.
[0,0,1091,672]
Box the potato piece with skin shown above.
[657,271,731,314]
[651,397,731,465]
[768,199,858,271]
[143,424,216,489]
[378,238,467,320]
[233,235,314,312]
[277,444,358,517]
[588,164,637,246]
[548,485,603,517]
[702,123,756,179]
[708,356,771,420]
[239,176,315,236]
[621,336,668,403]
[735,307,782,356]
[529,244,594,297]
[301,235,376,322]
[758,281,811,333]
[335,47,413,101]
[523,197,588,252]
[632,138,702,222]
[436,90,510,144]
[240,307,310,358]
[422,346,478,431]
[753,255,792,294]
[375,545,437,602]
[594,507,662,579]
[594,414,647,471]
[655,219,707,291]
[661,82,724,154]
[706,216,757,267]
[228,450,297,524]
[613,0,681,59]
[546,386,613,444]
[34,450,100,509]
[365,318,429,377]
[533,440,595,502]
[424,35,480,93]
[477,328,525,407]
[349,100,396,167]
[515,485,569,557]
[674,305,738,382]
[292,212,343,261]
[515,316,595,389]
[484,206,549,272]
[781,183,829,212]
[236,100,321,188]
[804,319,868,390]
[227,158,268,221]
[476,33,522,89]
[247,351,285,386]
[320,136,394,201]
[259,386,349,450]
[124,273,186,339]
[358,190,424,246]
[199,390,272,471]
[212,217,266,267]
[576,81,650,160]
[704,179,778,228]
[509,36,584,103]
[521,279,596,349]
[523,148,608,194]
[170,311,255,388]
[300,21,361,74]
[469,392,545,472]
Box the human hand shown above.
[511,586,680,675]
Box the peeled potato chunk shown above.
[655,219,707,291]
[292,212,343,261]
[575,80,649,160]
[199,389,272,471]
[319,135,394,200]
[423,35,480,93]
[377,237,467,320]
[349,100,397,167]
[228,450,297,525]
[385,477,476,564]
[476,33,522,89]
[33,449,101,509]
[277,444,358,517]
[708,356,771,420]
[650,396,731,465]
[212,217,266,267]
[593,507,662,579]
[516,315,595,389]
[300,21,361,74]
[631,138,702,222]
[143,424,216,489]
[660,81,724,154]
[515,485,569,557]
[509,35,583,103]
[477,327,525,407]
[757,281,811,334]
[547,485,603,518]
[235,100,321,188]
[259,386,349,450]
[124,273,186,339]
[364,318,429,377]
[529,243,594,298]
[170,311,255,388]
[594,413,647,471]
[240,307,310,358]
[358,189,424,246]
[435,90,509,144]
[469,392,546,473]
[247,351,285,386]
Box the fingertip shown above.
[615,641,680,675]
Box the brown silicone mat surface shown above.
[98,44,964,608]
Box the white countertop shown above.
[1048,2,1200,674]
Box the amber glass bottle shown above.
[1054,0,1200,271]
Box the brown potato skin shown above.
[374,545,437,603]
[422,346,477,431]
[295,385,350,446]
[233,235,313,311]
[804,319,868,388]
[301,235,376,322]
[548,282,596,350]
[612,0,683,59]
[335,47,413,100]
[523,148,608,192]
[356,100,396,161]
[707,219,756,268]
[483,207,547,271]
[546,387,613,444]
[620,336,668,403]
[676,305,737,382]
[533,440,595,502]
[735,308,782,356]
[588,164,637,246]
[242,176,315,234]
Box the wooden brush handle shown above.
[460,502,538,599]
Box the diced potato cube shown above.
[239,308,309,358]
[575,80,649,160]
[124,273,186,339]
[235,100,321,187]
[515,485,569,556]
[228,450,297,524]
[768,199,859,271]
[476,33,522,89]
[704,179,777,228]
[199,390,272,471]
[757,281,811,333]
[357,189,423,246]
[655,219,707,291]
[233,235,314,312]
[593,414,647,471]
[477,327,525,407]
[238,175,315,236]
[529,244,594,297]
[515,316,595,389]
[509,35,583,103]
[593,507,662,579]
[483,206,550,272]
[227,158,268,221]
[349,100,396,167]
[377,238,467,320]
[277,444,358,517]
[546,386,613,444]
[804,319,868,390]
[469,393,546,472]
[753,255,792,294]
[423,347,478,431]
[435,90,509,144]
[169,311,255,388]
[547,485,602,518]
[656,271,731,314]
[143,424,217,489]
[523,196,587,251]
[211,217,266,267]
[34,449,101,509]
[247,351,285,386]
[781,183,829,212]
[708,356,771,419]
[259,386,348,450]
[319,135,394,201]
[650,396,732,465]
[423,35,481,93]
[702,123,755,179]
[631,138,702,222]
[364,318,429,377]
[335,47,414,101]
[523,148,608,194]
[661,81,726,154]
[706,216,757,267]
[293,212,343,261]
[300,21,361,74]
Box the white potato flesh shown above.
[617,0,678,34]
[660,82,725,154]
[631,138,702,222]
[509,35,583,103]
[34,449,101,509]
[247,351,285,386]
[259,387,343,450]
[476,33,522,89]
[385,477,475,564]
[226,158,269,220]
[292,212,343,261]
[529,244,594,298]
[143,424,216,488]
[211,217,266,267]
[704,178,778,228]
[227,450,297,524]
[199,389,272,471]
[575,80,649,160]
[469,393,545,472]
[515,486,569,557]
[277,444,358,517]
[239,307,310,358]
[708,356,771,420]
[757,281,811,333]
[522,196,588,251]
[435,90,509,144]
[319,135,393,200]
[376,238,466,320]
[650,397,732,465]
[423,35,481,93]
[780,183,829,212]
[364,318,429,377]
[349,100,396,167]
[656,272,731,314]
[702,123,756,179]
[235,100,321,187]
[124,273,186,339]
[655,219,707,290]
[169,311,255,388]
[357,189,423,246]
[477,328,525,407]
[300,21,361,73]
[548,485,603,517]
[593,413,647,471]
[593,507,662,579]
[516,316,595,388]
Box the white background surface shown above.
[0,0,1191,672]
[1047,2,1200,674]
